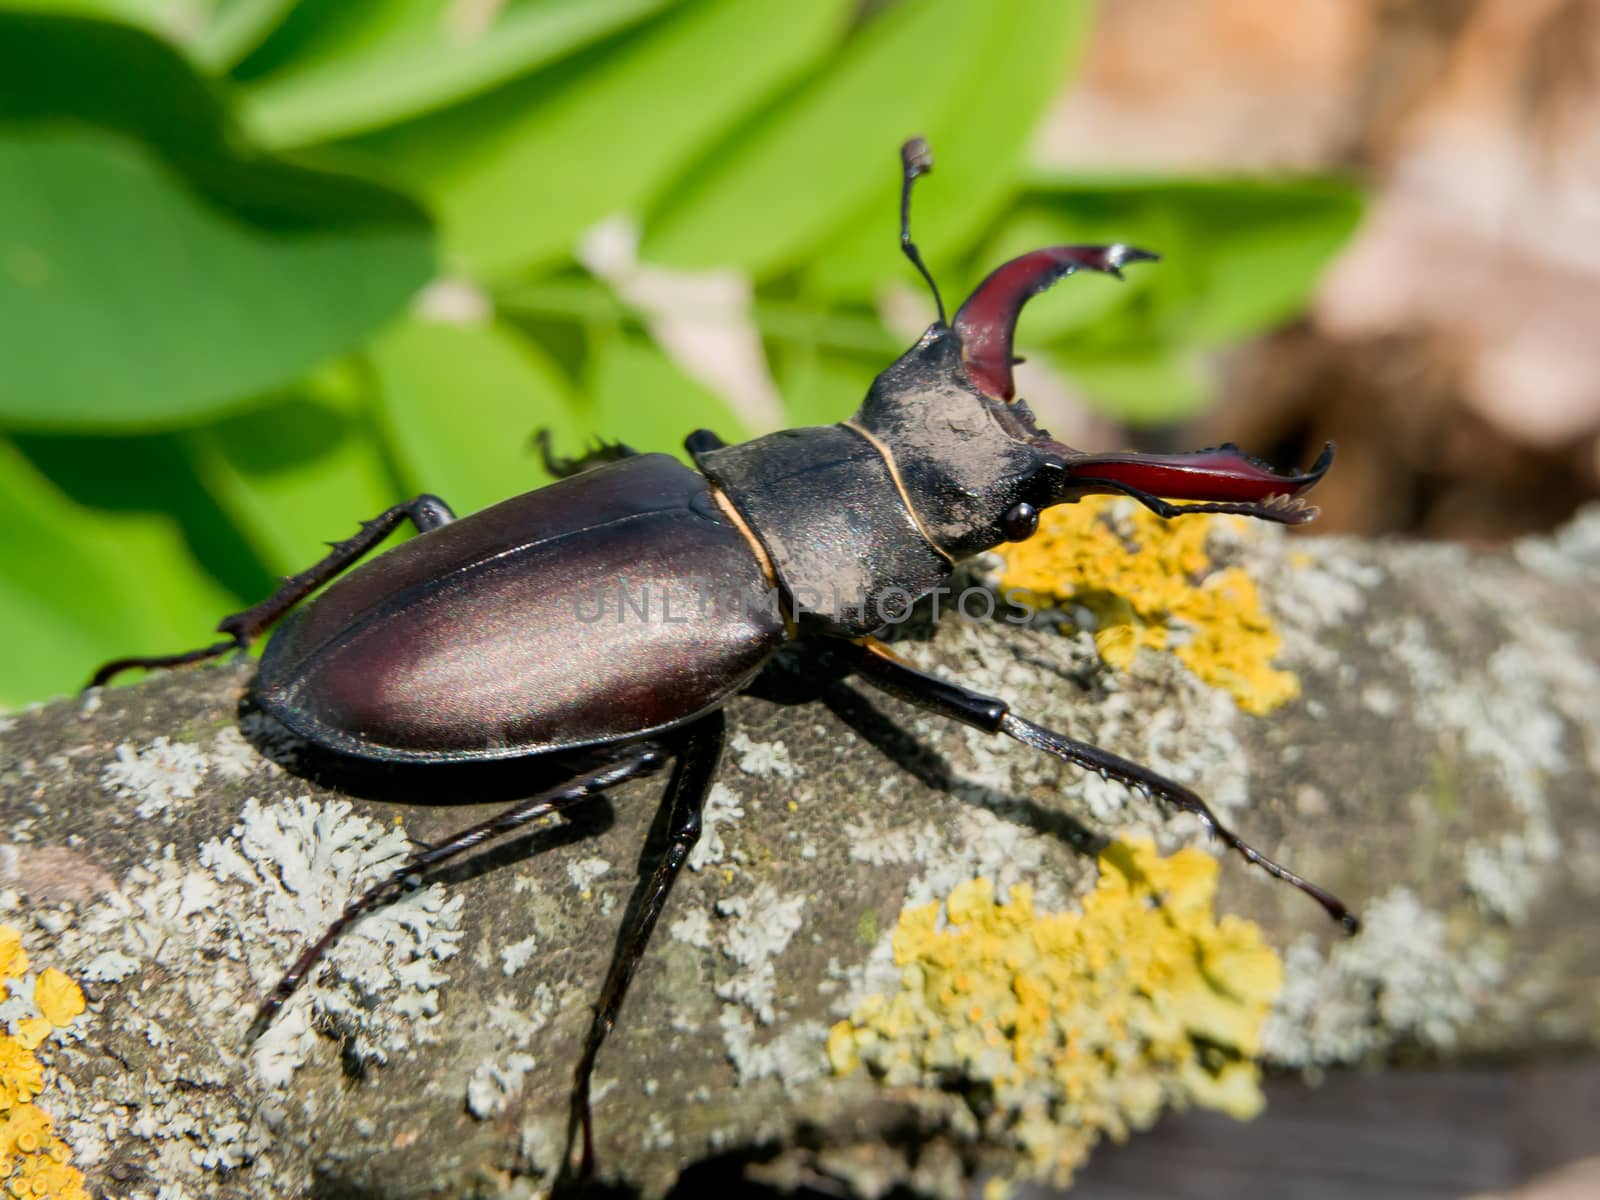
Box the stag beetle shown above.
[92,138,1357,1180]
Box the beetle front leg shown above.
[87,494,457,687]
[832,637,1359,933]
[565,710,725,1186]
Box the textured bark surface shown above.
[2,512,1598,1199]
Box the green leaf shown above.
[1051,344,1214,426]
[0,1,137,18]
[370,315,588,514]
[0,13,435,431]
[38,1,303,68]
[191,0,302,71]
[364,0,852,277]
[1024,175,1363,344]
[236,0,671,148]
[808,0,1093,300]
[773,346,877,430]
[188,362,404,577]
[586,331,749,458]
[0,127,431,431]
[0,439,239,706]
[0,580,111,710]
[1160,178,1362,342]
[641,0,987,277]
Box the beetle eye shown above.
[1002,502,1039,542]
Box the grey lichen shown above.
[1513,501,1600,582]
[4,778,466,1189]
[199,795,464,1079]
[1263,886,1507,1065]
[101,737,210,820]
[564,855,611,896]
[685,781,744,871]
[728,731,799,780]
[80,948,140,983]
[499,933,540,976]
[713,885,806,1025]
[466,1052,539,1119]
[718,1008,829,1088]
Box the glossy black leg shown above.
[87,494,456,687]
[566,710,725,1186]
[245,744,670,1043]
[834,637,1358,933]
[532,428,638,479]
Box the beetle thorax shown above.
[848,329,1054,561]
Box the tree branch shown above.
[3,511,1598,1198]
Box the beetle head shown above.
[849,139,1332,561]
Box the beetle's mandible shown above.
[92,137,1358,1184]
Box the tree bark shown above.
[3,512,1597,1199]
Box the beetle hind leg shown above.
[86,494,457,688]
[833,637,1359,933]
[564,710,725,1186]
[245,743,670,1044]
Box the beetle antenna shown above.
[899,137,947,325]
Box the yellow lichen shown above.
[7,1023,49,1056]
[0,932,25,986]
[829,840,1284,1193]
[1001,495,1299,715]
[0,927,88,1200]
[32,975,82,1032]
[0,1043,42,1113]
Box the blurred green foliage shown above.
[0,0,1361,708]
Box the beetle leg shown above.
[683,428,727,461]
[831,637,1359,933]
[86,495,456,688]
[245,744,670,1044]
[531,428,637,479]
[565,710,725,1186]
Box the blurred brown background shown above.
[1041,0,1600,542]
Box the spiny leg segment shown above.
[532,428,638,479]
[245,744,670,1043]
[565,711,725,1186]
[87,494,456,688]
[834,637,1359,933]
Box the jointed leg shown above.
[833,637,1358,932]
[246,744,670,1042]
[88,494,456,687]
[532,428,638,479]
[568,710,725,1184]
